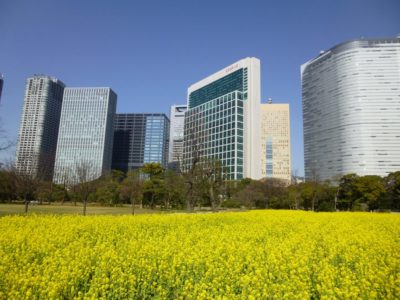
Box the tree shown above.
[94,175,121,206]
[201,159,226,211]
[0,166,16,203]
[310,168,321,211]
[337,174,387,211]
[337,173,359,210]
[10,164,39,213]
[287,184,301,210]
[385,171,400,210]
[141,163,164,178]
[141,163,166,209]
[0,119,14,153]
[234,180,264,208]
[120,170,143,214]
[163,170,185,209]
[73,160,98,216]
[182,128,204,211]
[353,175,386,211]
[258,178,287,209]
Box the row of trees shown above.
[1,158,399,213]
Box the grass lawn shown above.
[0,203,172,216]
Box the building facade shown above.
[260,100,291,182]
[182,57,261,180]
[302,37,400,181]
[53,87,117,183]
[168,104,187,165]
[112,113,170,172]
[15,75,65,179]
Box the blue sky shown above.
[0,0,399,175]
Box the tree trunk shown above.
[150,194,155,209]
[312,193,316,211]
[62,182,66,205]
[49,182,53,204]
[83,197,87,216]
[131,195,135,215]
[24,195,29,214]
[209,186,216,212]
[186,182,194,211]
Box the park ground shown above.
[0,203,177,216]
[0,203,245,216]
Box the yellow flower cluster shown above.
[0,211,399,299]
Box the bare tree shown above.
[182,128,203,211]
[310,168,320,211]
[10,163,39,213]
[259,177,287,209]
[290,169,301,209]
[201,159,226,211]
[0,119,14,153]
[120,170,143,215]
[73,160,98,216]
[35,153,57,204]
[59,167,73,205]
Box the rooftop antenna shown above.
[268,97,272,104]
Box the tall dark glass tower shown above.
[112,113,170,172]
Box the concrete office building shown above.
[168,104,187,166]
[15,75,65,179]
[111,113,169,172]
[53,87,117,183]
[182,57,261,180]
[260,99,291,183]
[301,37,400,181]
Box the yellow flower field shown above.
[0,211,399,299]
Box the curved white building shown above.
[301,37,400,181]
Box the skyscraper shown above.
[183,57,261,180]
[112,113,170,172]
[302,37,400,181]
[260,99,291,183]
[53,87,117,184]
[15,75,65,179]
[168,104,187,165]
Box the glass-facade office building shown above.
[15,75,65,179]
[112,113,169,172]
[183,57,262,180]
[168,105,187,165]
[302,37,400,181]
[53,87,117,183]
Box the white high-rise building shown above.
[53,87,117,184]
[15,75,65,179]
[183,57,261,180]
[301,37,400,181]
[260,99,291,183]
[168,104,187,164]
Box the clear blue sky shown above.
[0,0,399,175]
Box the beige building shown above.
[260,99,291,183]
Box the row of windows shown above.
[189,69,245,108]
